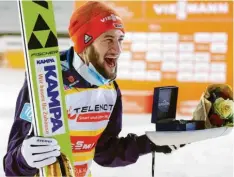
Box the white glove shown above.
[21,136,61,169]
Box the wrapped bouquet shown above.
[192,84,233,128]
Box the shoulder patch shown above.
[20,103,32,123]
[61,60,69,71]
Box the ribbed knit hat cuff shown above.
[69,12,124,54]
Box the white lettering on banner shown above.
[147,33,161,41]
[211,32,228,42]
[131,32,148,41]
[161,62,177,72]
[162,33,179,41]
[177,72,193,82]
[179,43,194,52]
[210,43,227,54]
[119,52,132,61]
[195,53,210,62]
[118,61,131,69]
[178,62,193,72]
[117,70,131,80]
[146,71,161,81]
[132,61,146,70]
[153,2,229,20]
[131,71,145,81]
[194,32,211,43]
[211,62,226,72]
[111,30,228,83]
[194,73,209,82]
[161,44,177,52]
[179,53,194,61]
[195,63,209,72]
[104,3,134,19]
[147,43,161,52]
[163,52,177,61]
[124,32,132,41]
[146,52,161,62]
[209,73,226,83]
[131,43,147,52]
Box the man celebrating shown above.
[4,1,185,176]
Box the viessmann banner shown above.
[75,1,233,116]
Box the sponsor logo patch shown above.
[84,34,92,44]
[20,103,32,122]
[35,56,65,135]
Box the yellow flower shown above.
[214,98,234,119]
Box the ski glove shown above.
[21,136,61,169]
[151,144,186,154]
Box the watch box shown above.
[151,86,205,131]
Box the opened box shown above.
[151,86,205,131]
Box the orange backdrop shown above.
[3,1,233,117]
[75,1,233,116]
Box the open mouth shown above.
[104,57,116,68]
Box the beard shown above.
[87,45,117,80]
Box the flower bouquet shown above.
[192,84,233,128]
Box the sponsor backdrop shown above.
[0,1,233,117]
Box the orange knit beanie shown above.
[68,1,125,54]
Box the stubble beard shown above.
[87,45,117,80]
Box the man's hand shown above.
[21,137,60,169]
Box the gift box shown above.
[151,86,205,131]
[155,119,205,131]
